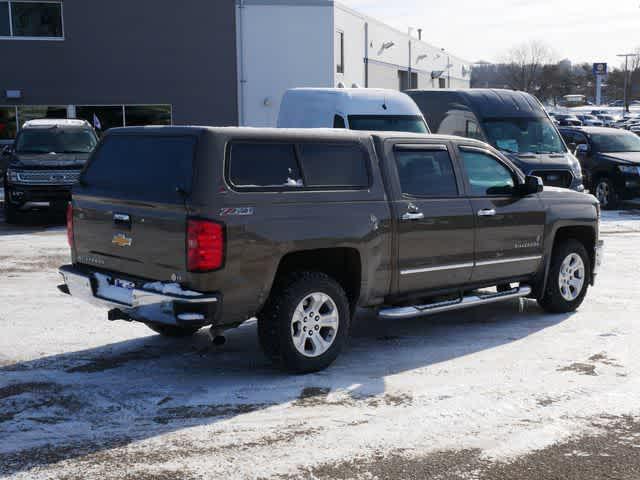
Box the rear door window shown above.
[394,148,458,197]
[82,135,196,203]
[228,143,302,188]
[299,143,369,188]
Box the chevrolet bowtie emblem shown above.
[112,233,133,247]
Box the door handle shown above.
[477,208,496,217]
[402,212,425,221]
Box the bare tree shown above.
[501,41,555,93]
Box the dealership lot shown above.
[1,209,640,479]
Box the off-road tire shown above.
[257,272,350,373]
[538,239,590,314]
[147,323,201,337]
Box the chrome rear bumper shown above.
[58,265,220,326]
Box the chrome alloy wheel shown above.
[595,181,610,207]
[558,253,586,302]
[290,292,339,358]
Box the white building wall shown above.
[333,4,471,92]
[238,1,470,127]
[238,3,333,127]
[334,5,366,88]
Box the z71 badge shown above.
[220,207,255,216]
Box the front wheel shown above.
[594,177,618,210]
[258,272,350,373]
[538,239,590,314]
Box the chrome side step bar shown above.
[378,284,532,320]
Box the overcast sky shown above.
[341,0,640,69]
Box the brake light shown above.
[66,203,74,248]
[187,219,224,272]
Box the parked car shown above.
[596,114,617,127]
[58,126,602,373]
[277,88,430,133]
[576,115,604,127]
[3,119,98,223]
[405,89,584,190]
[552,114,583,127]
[560,126,640,209]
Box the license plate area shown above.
[94,272,134,306]
[114,278,135,290]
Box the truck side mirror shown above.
[568,142,577,152]
[519,175,544,196]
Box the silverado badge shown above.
[112,233,133,248]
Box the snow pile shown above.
[142,282,201,297]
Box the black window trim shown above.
[457,144,522,198]
[393,143,461,199]
[225,140,373,193]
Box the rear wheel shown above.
[594,177,618,210]
[258,272,350,373]
[147,323,201,337]
[538,239,590,313]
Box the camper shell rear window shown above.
[81,134,196,203]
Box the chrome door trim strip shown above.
[474,255,542,267]
[400,255,542,275]
[401,262,475,276]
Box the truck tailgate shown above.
[70,133,198,283]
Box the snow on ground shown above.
[0,212,640,479]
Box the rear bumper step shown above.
[58,265,220,326]
[379,284,532,320]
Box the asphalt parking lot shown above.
[1,207,640,479]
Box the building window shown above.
[125,105,172,127]
[438,77,446,89]
[336,30,344,74]
[17,105,67,126]
[0,1,63,39]
[76,106,125,133]
[0,2,9,36]
[0,107,17,140]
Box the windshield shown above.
[347,115,429,134]
[591,131,640,153]
[16,129,98,154]
[482,117,566,154]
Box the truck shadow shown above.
[0,301,571,476]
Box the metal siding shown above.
[0,0,239,126]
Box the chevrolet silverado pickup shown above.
[58,127,603,373]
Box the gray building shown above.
[0,0,469,142]
[0,0,238,142]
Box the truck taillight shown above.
[187,219,225,272]
[66,203,74,248]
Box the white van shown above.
[277,88,430,133]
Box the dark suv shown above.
[559,126,640,209]
[58,127,602,373]
[3,119,98,223]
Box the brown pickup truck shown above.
[59,127,603,373]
